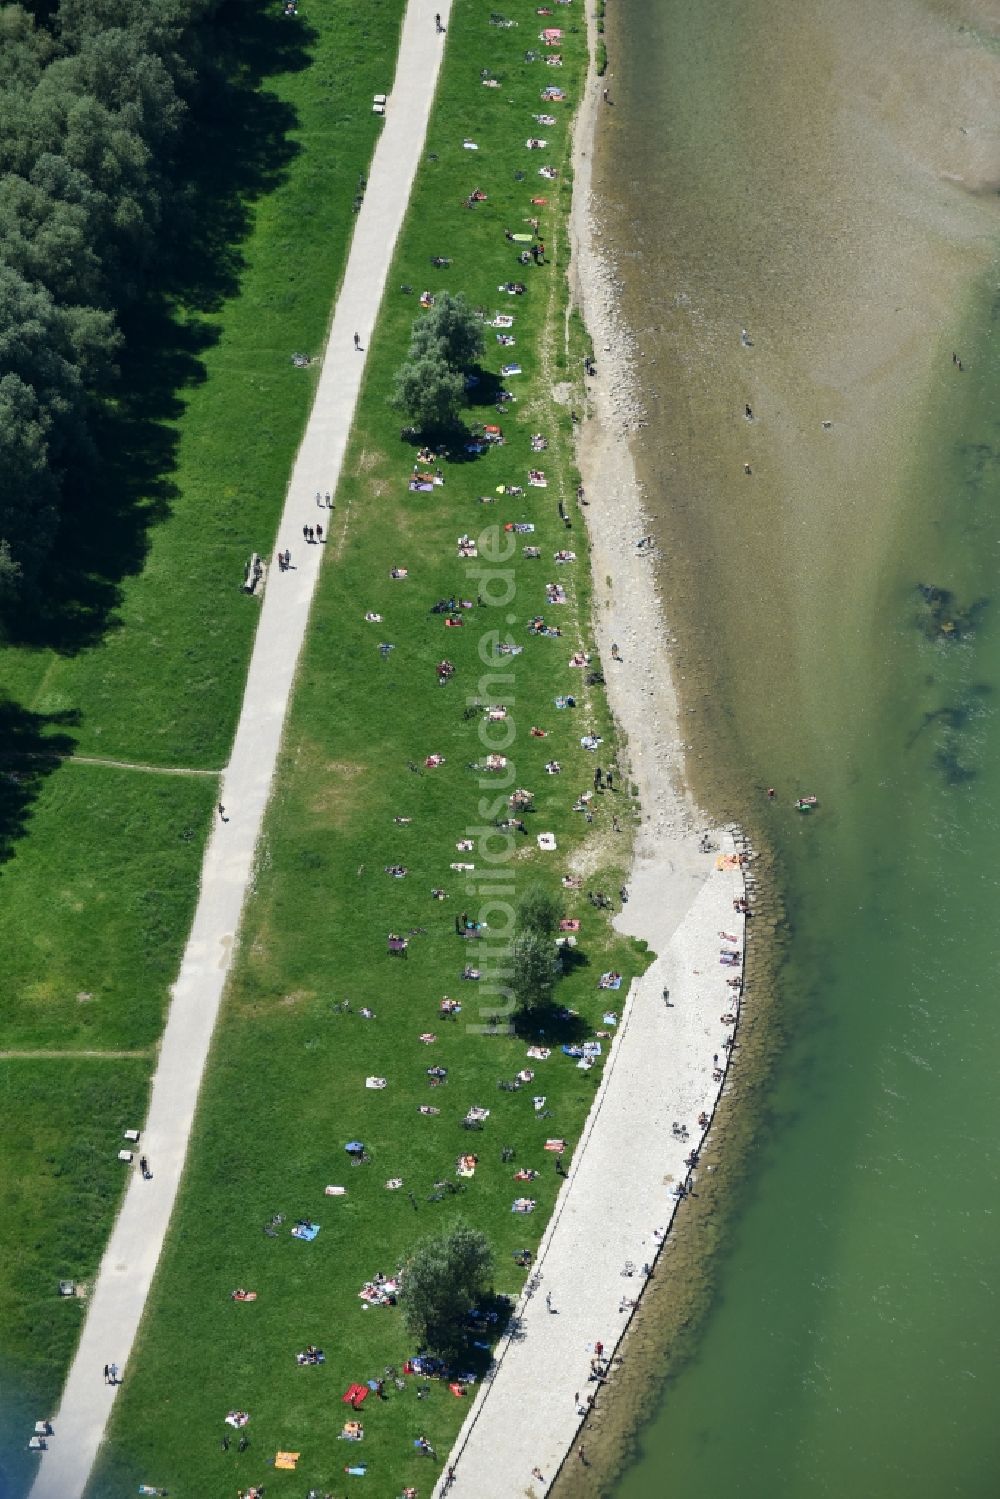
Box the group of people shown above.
[226,23,650,1494]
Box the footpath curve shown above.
[29,6,450,1495]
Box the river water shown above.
[593,0,1000,1494]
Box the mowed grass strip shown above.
[0,1058,152,1498]
[88,4,647,1497]
[0,766,218,1051]
[0,0,406,769]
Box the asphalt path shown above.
[29,7,450,1494]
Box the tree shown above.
[402,1221,494,1359]
[510,929,560,1014]
[0,373,58,582]
[0,174,103,305]
[410,290,484,369]
[392,290,485,432]
[516,882,562,938]
[392,347,465,432]
[0,539,22,599]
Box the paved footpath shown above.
[30,6,450,1496]
[436,833,746,1498]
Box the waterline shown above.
[588,0,1000,1492]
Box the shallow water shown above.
[593,0,1000,1493]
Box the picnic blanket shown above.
[343,1384,369,1407]
[291,1222,320,1240]
[274,1453,299,1470]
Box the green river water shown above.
[594,0,1000,1495]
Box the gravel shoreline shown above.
[433,31,757,1498]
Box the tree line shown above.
[0,0,226,599]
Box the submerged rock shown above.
[915,583,988,641]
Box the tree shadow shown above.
[512,1005,589,1044]
[463,1292,515,1370]
[4,0,316,653]
[0,698,79,865]
[464,365,505,411]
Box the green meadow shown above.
[85,2,647,1496]
[0,1060,152,1497]
[2,1,407,1479]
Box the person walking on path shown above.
[218,803,228,823]
[354,331,362,350]
[435,11,444,29]
[316,524,323,542]
[102,1365,109,1385]
[545,1291,556,1313]
[28,12,457,1496]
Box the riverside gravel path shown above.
[29,7,451,1494]
[436,834,747,1498]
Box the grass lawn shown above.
[0,0,410,1465]
[0,1059,152,1499]
[0,765,218,1051]
[0,0,406,770]
[86,3,650,1496]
